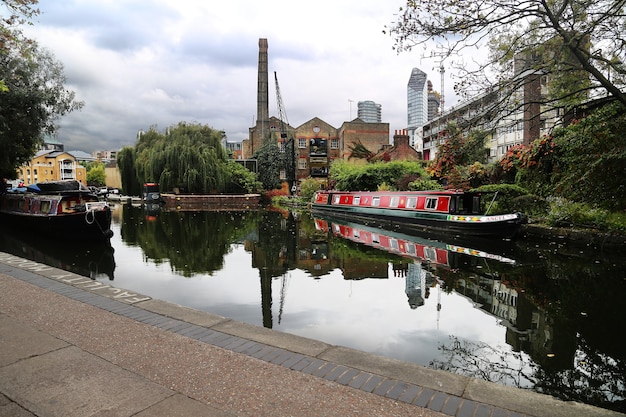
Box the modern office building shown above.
[407,68,429,148]
[357,100,382,123]
[427,81,441,121]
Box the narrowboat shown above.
[312,190,526,238]
[0,180,114,241]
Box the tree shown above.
[131,123,229,194]
[428,124,488,180]
[116,146,141,196]
[386,0,626,121]
[85,162,105,187]
[1,0,82,179]
[253,136,285,190]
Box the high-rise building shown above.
[357,100,382,123]
[427,81,440,121]
[407,68,429,148]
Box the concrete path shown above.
[0,252,622,417]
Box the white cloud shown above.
[24,0,463,152]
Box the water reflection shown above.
[0,228,115,280]
[2,203,624,413]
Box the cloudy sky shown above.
[23,0,461,152]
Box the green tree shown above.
[223,161,261,194]
[133,123,228,194]
[502,102,626,210]
[116,146,141,196]
[386,0,626,118]
[0,0,82,179]
[86,162,105,187]
[253,136,285,190]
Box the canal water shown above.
[1,203,624,413]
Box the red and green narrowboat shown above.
[312,190,525,239]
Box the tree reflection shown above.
[431,336,538,387]
[120,205,258,276]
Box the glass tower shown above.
[407,68,428,147]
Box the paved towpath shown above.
[0,252,622,417]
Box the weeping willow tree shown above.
[116,146,141,196]
[130,122,229,194]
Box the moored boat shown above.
[0,180,114,241]
[311,190,526,238]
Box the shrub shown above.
[299,177,323,201]
[510,194,549,217]
[408,178,444,191]
[545,197,610,229]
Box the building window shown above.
[298,138,307,148]
[331,138,339,149]
[279,169,286,180]
[297,158,307,170]
[279,142,286,153]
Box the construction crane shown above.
[274,71,296,194]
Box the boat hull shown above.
[0,209,113,242]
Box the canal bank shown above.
[0,252,622,417]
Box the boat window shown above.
[353,196,360,206]
[424,247,437,262]
[390,197,399,208]
[334,195,340,204]
[406,243,416,255]
[425,197,438,210]
[406,197,417,209]
[473,196,480,214]
[390,239,399,250]
[372,197,380,207]
[372,233,379,244]
[40,200,51,214]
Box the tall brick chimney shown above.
[257,38,269,123]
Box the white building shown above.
[357,100,382,123]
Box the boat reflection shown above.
[0,228,116,280]
[313,215,517,268]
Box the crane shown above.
[274,71,296,194]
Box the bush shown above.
[299,177,324,201]
[408,178,444,191]
[545,197,610,229]
[330,160,429,191]
[510,194,549,217]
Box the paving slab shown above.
[0,345,173,417]
[134,394,237,417]
[0,315,69,367]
